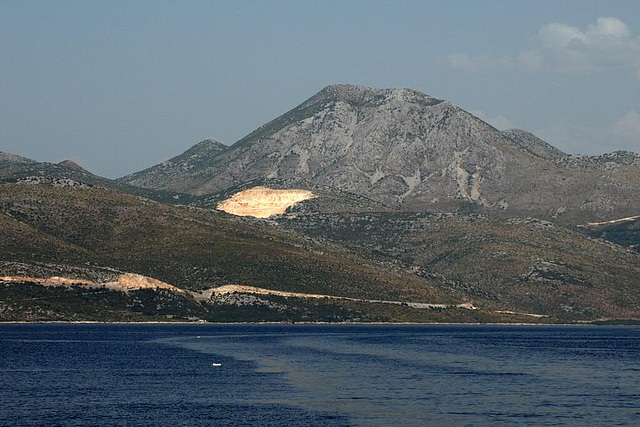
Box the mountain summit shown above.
[120,84,640,223]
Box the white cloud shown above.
[469,109,515,130]
[437,17,640,77]
[613,111,640,142]
[536,17,640,73]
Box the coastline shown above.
[2,320,637,326]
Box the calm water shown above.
[1,324,638,426]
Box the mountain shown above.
[120,84,640,224]
[0,181,480,322]
[2,84,639,323]
[2,180,638,322]
[277,211,640,320]
[120,139,228,190]
[500,129,567,160]
[0,152,37,175]
[0,152,197,205]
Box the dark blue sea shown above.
[1,324,638,426]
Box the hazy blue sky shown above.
[1,0,639,177]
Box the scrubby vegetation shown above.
[1,181,638,323]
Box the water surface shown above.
[1,324,638,426]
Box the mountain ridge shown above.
[120,138,228,189]
[119,84,640,224]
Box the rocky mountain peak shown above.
[119,85,640,223]
[311,84,444,109]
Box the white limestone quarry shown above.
[217,186,316,218]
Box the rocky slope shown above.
[0,152,36,166]
[0,182,527,323]
[119,84,640,224]
[121,139,228,190]
[0,152,197,205]
[579,215,640,252]
[500,129,567,160]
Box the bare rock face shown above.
[120,85,640,223]
[500,129,567,160]
[217,186,315,218]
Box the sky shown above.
[1,0,639,178]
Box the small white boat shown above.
[211,363,222,367]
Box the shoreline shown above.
[1,320,638,326]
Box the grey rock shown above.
[119,139,228,190]
[501,129,567,160]
[120,84,640,223]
